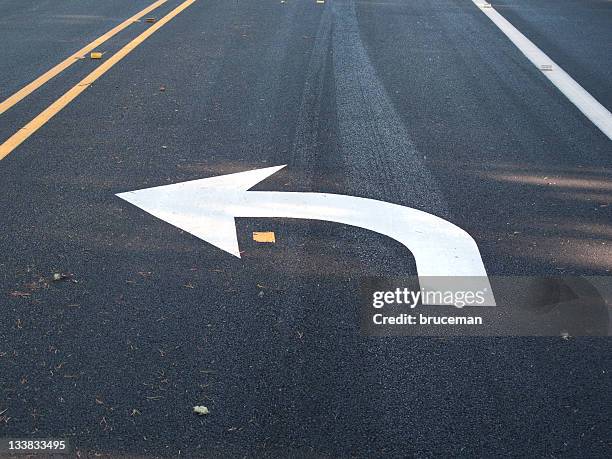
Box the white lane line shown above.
[473,0,612,140]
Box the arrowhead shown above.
[116,165,286,257]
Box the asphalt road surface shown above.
[1,0,611,457]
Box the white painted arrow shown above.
[117,165,495,306]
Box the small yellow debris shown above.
[145,17,157,23]
[193,406,209,415]
[90,52,103,59]
[253,232,276,243]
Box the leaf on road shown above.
[193,406,209,416]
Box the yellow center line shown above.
[0,0,168,115]
[0,0,196,161]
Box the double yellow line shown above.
[0,0,196,161]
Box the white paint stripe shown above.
[473,0,612,140]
